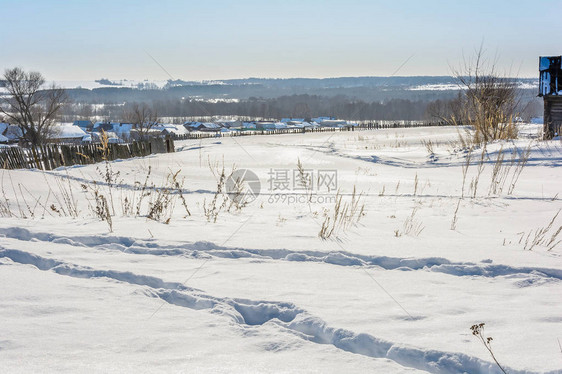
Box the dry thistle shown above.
[470,323,507,374]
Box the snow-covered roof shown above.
[73,120,93,128]
[311,116,335,122]
[93,122,113,132]
[242,122,256,128]
[191,122,221,129]
[160,125,189,135]
[281,118,305,123]
[54,124,88,139]
[4,125,23,140]
[319,120,347,126]
[155,123,177,129]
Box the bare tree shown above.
[0,67,67,147]
[122,102,159,140]
[78,103,94,120]
[447,46,519,142]
[426,97,457,122]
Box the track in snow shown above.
[1,226,561,285]
[0,247,543,374]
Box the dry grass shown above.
[296,158,313,209]
[0,169,81,220]
[396,205,424,237]
[470,146,486,199]
[90,185,113,232]
[520,210,562,251]
[203,159,246,223]
[203,161,228,223]
[319,187,365,240]
[460,148,472,199]
[450,199,461,230]
[0,138,234,231]
[421,139,435,158]
[458,142,531,199]
[488,143,531,196]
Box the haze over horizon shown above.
[2,0,561,81]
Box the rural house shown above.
[185,122,222,132]
[72,120,93,132]
[52,124,89,144]
[539,56,562,138]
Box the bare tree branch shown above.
[121,102,159,140]
[0,67,68,147]
[448,46,519,143]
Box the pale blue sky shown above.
[1,0,560,80]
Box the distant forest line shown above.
[61,92,542,122]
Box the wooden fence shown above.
[0,138,174,170]
[170,120,447,141]
[0,120,446,170]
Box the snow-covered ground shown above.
[1,125,561,373]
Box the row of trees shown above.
[132,96,433,121]
[56,95,446,123]
[63,90,539,128]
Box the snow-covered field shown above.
[1,125,561,373]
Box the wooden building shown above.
[539,56,562,138]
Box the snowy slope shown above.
[0,125,561,373]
